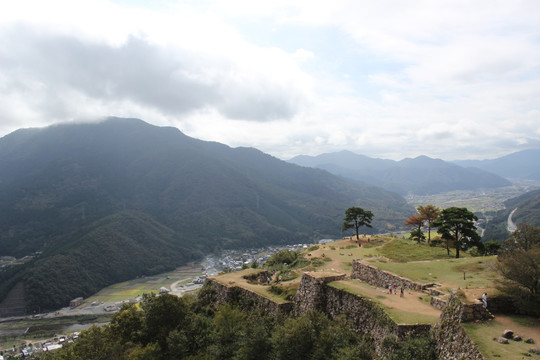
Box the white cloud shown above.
[0,0,539,161]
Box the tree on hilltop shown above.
[417,205,440,244]
[433,207,480,258]
[405,214,426,243]
[342,207,373,241]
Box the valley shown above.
[406,181,540,214]
[0,243,313,351]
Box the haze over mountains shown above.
[0,117,413,312]
[288,150,538,195]
[453,149,540,180]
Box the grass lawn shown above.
[366,255,498,295]
[463,315,540,360]
[379,238,462,262]
[212,269,294,304]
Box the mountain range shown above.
[453,149,540,180]
[0,118,413,312]
[288,150,538,195]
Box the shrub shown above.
[430,239,442,247]
[265,250,299,268]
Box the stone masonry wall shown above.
[294,273,431,357]
[431,293,486,360]
[206,270,492,360]
[461,302,494,322]
[352,260,494,322]
[430,296,448,311]
[351,260,427,291]
[205,279,293,316]
[292,273,346,315]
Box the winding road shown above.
[507,208,518,232]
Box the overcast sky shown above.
[1,0,539,160]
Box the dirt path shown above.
[333,279,441,323]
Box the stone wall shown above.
[294,273,431,356]
[461,302,494,322]
[205,269,493,360]
[292,272,346,315]
[351,260,427,291]
[431,293,486,360]
[430,296,448,311]
[205,278,293,316]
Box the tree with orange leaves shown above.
[405,214,426,243]
[417,205,441,244]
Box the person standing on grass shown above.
[482,292,487,307]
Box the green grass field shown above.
[366,255,498,292]
[463,316,540,360]
[379,237,463,262]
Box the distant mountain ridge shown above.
[0,118,413,312]
[289,150,512,195]
[453,149,540,180]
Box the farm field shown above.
[85,263,202,304]
[0,263,203,351]
[405,183,540,213]
[0,314,112,351]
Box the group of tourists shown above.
[388,283,407,297]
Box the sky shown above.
[1,0,539,161]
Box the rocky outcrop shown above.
[431,293,487,360]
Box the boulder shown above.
[496,337,509,344]
[502,329,514,339]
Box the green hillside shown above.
[0,118,414,311]
[483,189,540,241]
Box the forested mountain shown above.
[289,151,511,195]
[482,189,540,241]
[0,118,413,311]
[453,149,540,180]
